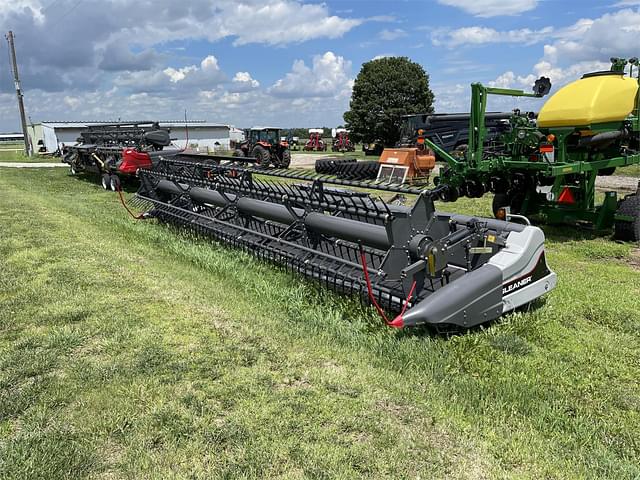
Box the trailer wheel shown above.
[493,192,524,217]
[614,194,640,242]
[598,167,616,176]
[109,175,121,192]
[492,193,511,217]
[252,145,270,168]
[101,173,111,190]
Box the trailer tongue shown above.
[133,161,556,329]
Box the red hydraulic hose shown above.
[358,246,416,328]
[116,186,146,220]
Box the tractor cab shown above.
[248,127,280,147]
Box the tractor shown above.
[430,57,640,241]
[235,127,291,168]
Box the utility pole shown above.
[6,31,32,156]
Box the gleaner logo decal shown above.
[503,275,532,295]
[502,252,550,296]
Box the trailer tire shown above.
[101,173,111,190]
[492,192,525,217]
[598,167,616,176]
[492,193,510,217]
[614,194,640,242]
[109,175,121,192]
[252,145,271,168]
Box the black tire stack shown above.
[335,160,380,180]
[314,158,355,174]
[314,158,380,180]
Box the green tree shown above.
[344,57,434,146]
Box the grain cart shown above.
[62,122,174,190]
[304,129,327,151]
[332,128,355,152]
[431,58,640,241]
[234,127,291,168]
[133,156,556,330]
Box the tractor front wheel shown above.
[614,193,640,242]
[278,150,291,169]
[252,145,271,168]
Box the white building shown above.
[28,121,239,153]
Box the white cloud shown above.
[63,95,81,110]
[379,28,407,40]
[229,72,260,92]
[116,55,226,94]
[540,8,640,64]
[268,51,353,99]
[372,54,394,60]
[432,26,553,47]
[164,65,198,83]
[437,0,537,17]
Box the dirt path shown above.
[595,175,638,192]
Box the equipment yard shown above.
[1,165,639,479]
[2,2,640,476]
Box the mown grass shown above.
[0,145,60,163]
[0,167,639,479]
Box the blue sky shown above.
[0,0,638,131]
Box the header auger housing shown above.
[134,156,557,329]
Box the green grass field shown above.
[0,166,639,479]
[0,143,60,163]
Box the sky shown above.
[0,0,638,131]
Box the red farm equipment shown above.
[304,128,327,151]
[62,122,176,191]
[332,128,355,152]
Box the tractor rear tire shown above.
[614,193,640,242]
[252,145,271,168]
[101,173,111,190]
